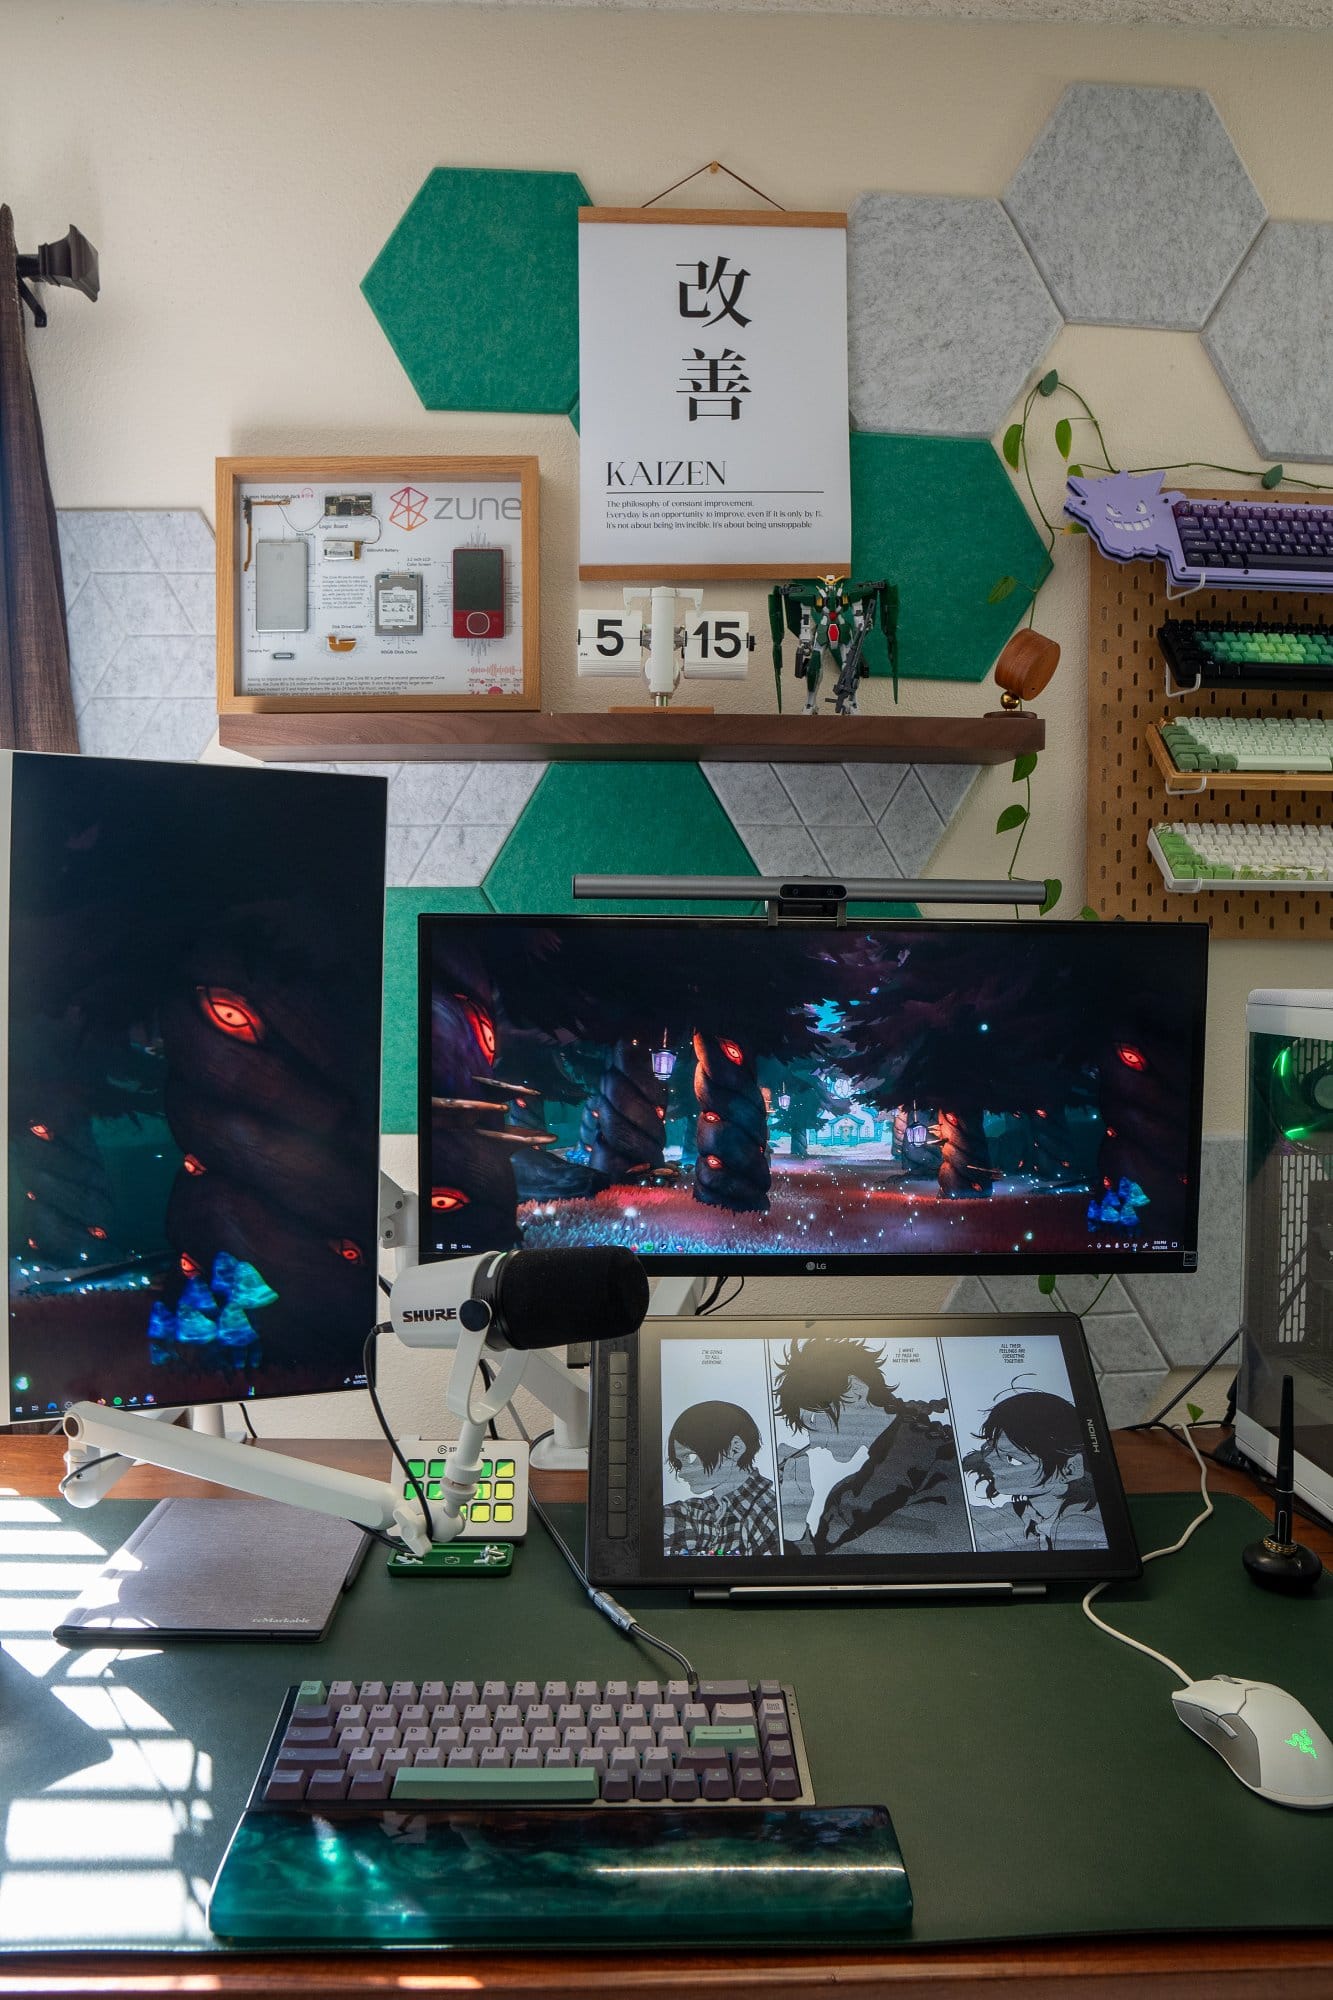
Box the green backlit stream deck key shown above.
[394,1434,530,1541]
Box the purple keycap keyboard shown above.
[1168,499,1333,591]
[1063,470,1333,594]
[257,1674,813,1810]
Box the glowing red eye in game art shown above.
[180,1253,201,1276]
[719,1040,743,1064]
[657,1106,666,1120]
[28,1123,51,1142]
[1116,1043,1148,1071]
[182,1155,206,1177]
[88,1226,108,1240]
[702,1110,721,1124]
[25,1190,35,1202]
[705,1154,724,1171]
[456,996,497,1065]
[197,986,264,1044]
[431,1187,470,1212]
[329,1238,364,1264]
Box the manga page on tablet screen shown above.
[658,1330,1108,1561]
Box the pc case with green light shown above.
[1235,989,1333,1527]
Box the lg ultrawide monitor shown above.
[419,914,1208,1276]
[3,751,386,1421]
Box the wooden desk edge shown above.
[1,1429,1328,1998]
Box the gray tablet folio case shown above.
[55,1498,369,1643]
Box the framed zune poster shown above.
[578,211,851,582]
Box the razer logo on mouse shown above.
[1286,1728,1318,1759]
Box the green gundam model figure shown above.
[768,576,899,715]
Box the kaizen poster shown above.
[578,211,852,580]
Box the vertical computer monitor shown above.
[3,751,386,1421]
[418,914,1208,1276]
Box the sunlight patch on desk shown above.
[0,1866,209,1941]
[45,1736,201,1794]
[0,1559,110,1592]
[66,1643,163,1676]
[2,1639,69,1678]
[53,1684,174,1733]
[0,1597,105,1634]
[0,1497,62,1524]
[6,1798,181,1862]
[0,1528,109,1556]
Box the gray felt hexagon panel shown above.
[1003,85,1265,330]
[702,761,978,882]
[848,195,1061,438]
[1204,223,1333,461]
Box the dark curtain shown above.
[0,205,79,751]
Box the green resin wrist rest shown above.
[209,1802,912,1947]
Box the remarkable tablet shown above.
[587,1315,1140,1592]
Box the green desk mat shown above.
[0,1490,1329,1954]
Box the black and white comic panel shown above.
[658,1332,1107,1561]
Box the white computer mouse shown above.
[1172,1675,1333,1809]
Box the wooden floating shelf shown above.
[217,708,1044,765]
[1147,721,1333,796]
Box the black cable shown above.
[698,1276,745,1317]
[238,1404,259,1442]
[489,1366,700,1687]
[362,1322,436,1545]
[1126,1325,1240,1432]
[378,1274,392,1299]
[58,1452,126,1497]
[693,1275,726,1315]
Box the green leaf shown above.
[987,575,1017,604]
[1001,424,1023,470]
[1261,464,1284,490]
[1039,876,1062,915]
[1055,417,1072,458]
[1186,1402,1204,1425]
[1037,1273,1057,1296]
[996,803,1028,834]
[1066,521,1088,535]
[1038,369,1059,397]
[1068,463,1083,478]
[1079,904,1100,921]
[1012,751,1038,782]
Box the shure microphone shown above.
[391,1246,650,1351]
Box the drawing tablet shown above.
[587,1315,1140,1592]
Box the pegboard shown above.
[1086,491,1333,939]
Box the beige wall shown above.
[4,2,1330,1427]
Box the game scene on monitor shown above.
[422,918,1206,1268]
[657,1329,1109,1559]
[7,753,386,1420]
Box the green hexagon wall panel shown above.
[850,433,1052,682]
[483,762,760,915]
[362,168,589,413]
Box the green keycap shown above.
[690,1724,758,1748]
[392,1766,599,1803]
[428,1459,446,1477]
[481,1460,493,1477]
[296,1679,327,1706]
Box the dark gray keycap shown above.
[635,1769,667,1802]
[264,1769,308,1803]
[290,1704,333,1727]
[768,1766,801,1799]
[275,1746,343,1772]
[735,1769,768,1801]
[668,1769,700,1802]
[601,1771,633,1802]
[698,1681,752,1703]
[681,1748,729,1772]
[284,1725,334,1747]
[348,1771,391,1802]
[701,1767,734,1801]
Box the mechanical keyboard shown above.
[1065,472,1333,593]
[1159,617,1333,691]
[259,1673,813,1807]
[1149,821,1333,891]
[394,1434,530,1540]
[1157,715,1333,775]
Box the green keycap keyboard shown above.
[1158,714,1333,775]
[1159,616,1333,691]
[394,1435,530,1541]
[1149,822,1333,891]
